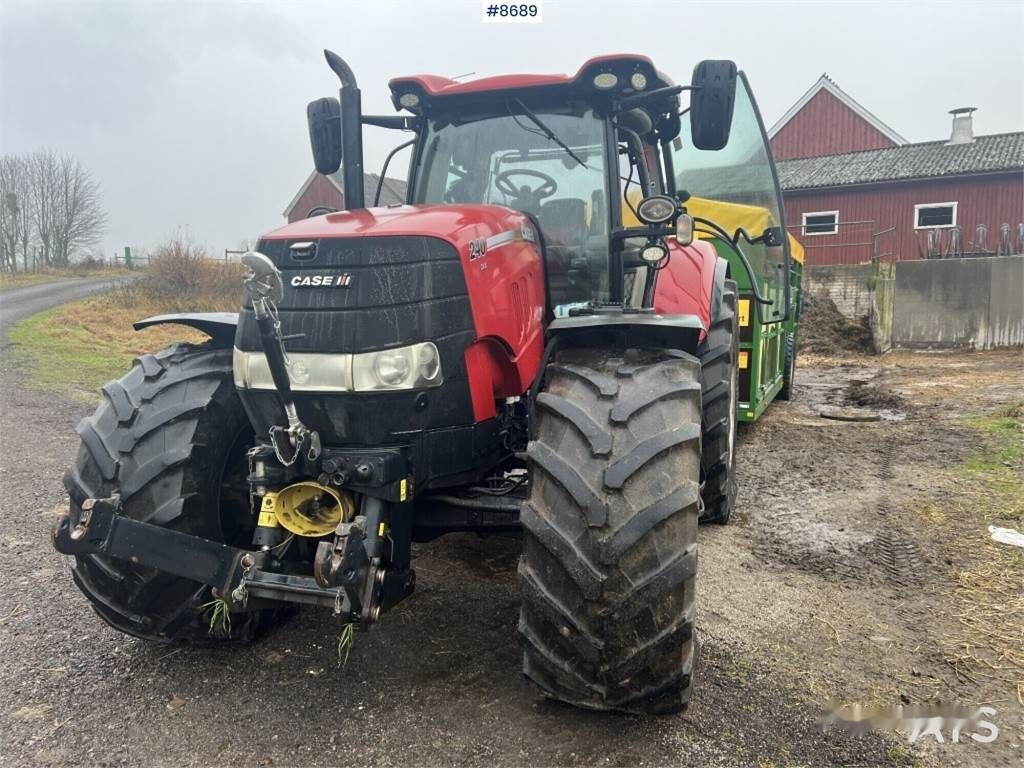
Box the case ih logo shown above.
[290,274,353,288]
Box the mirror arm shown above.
[614,84,687,113]
[362,115,421,130]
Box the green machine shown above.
[687,197,804,421]
[623,75,804,423]
[624,194,804,422]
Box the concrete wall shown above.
[807,256,1023,350]
[873,263,895,353]
[892,256,1023,349]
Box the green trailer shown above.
[686,196,804,421]
[626,192,804,422]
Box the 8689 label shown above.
[482,1,542,22]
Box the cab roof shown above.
[388,54,674,111]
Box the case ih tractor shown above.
[54,52,801,714]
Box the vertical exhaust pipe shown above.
[324,50,365,210]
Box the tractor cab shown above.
[309,53,793,322]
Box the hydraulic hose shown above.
[693,216,774,306]
[254,310,293,401]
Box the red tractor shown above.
[54,52,795,714]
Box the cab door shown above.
[669,72,791,324]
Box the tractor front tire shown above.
[519,348,701,714]
[63,343,281,643]
[698,280,738,524]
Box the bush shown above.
[129,237,245,311]
[71,255,109,272]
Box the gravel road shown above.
[0,277,133,334]
[1,282,977,767]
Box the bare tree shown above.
[27,151,59,267]
[51,153,106,266]
[0,155,33,272]
[4,150,108,269]
[28,151,107,267]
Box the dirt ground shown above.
[1,283,1021,766]
[703,348,1024,766]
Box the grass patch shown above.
[0,266,136,291]
[937,403,1024,704]
[961,402,1024,523]
[8,240,243,402]
[336,622,355,668]
[8,298,208,402]
[201,597,232,637]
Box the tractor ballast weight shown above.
[54,51,801,714]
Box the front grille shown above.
[234,236,482,481]
[235,236,471,354]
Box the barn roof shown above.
[283,169,408,217]
[769,74,907,145]
[775,132,1024,191]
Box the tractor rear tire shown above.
[778,331,796,401]
[519,348,701,714]
[698,280,738,524]
[62,343,281,643]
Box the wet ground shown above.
[1,284,1020,766]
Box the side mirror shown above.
[307,97,342,175]
[690,60,737,151]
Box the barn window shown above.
[914,202,957,229]
[802,210,838,236]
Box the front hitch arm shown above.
[241,251,322,466]
[53,495,253,599]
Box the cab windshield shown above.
[413,105,611,305]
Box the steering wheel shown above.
[494,169,558,209]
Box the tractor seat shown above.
[537,198,588,247]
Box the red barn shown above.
[770,77,1024,264]
[770,74,906,160]
[283,170,407,223]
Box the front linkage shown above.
[53,253,416,626]
[52,491,414,622]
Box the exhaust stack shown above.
[946,107,977,146]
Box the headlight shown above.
[593,72,618,90]
[630,71,647,90]
[373,348,413,386]
[636,194,678,225]
[234,348,350,392]
[233,343,443,393]
[352,342,444,391]
[640,242,668,264]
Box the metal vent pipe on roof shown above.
[947,107,977,145]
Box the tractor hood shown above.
[261,204,537,255]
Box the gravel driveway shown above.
[0,277,134,333]
[3,281,995,767]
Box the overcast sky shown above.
[2,0,1022,258]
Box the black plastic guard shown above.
[133,313,239,346]
[548,312,704,352]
